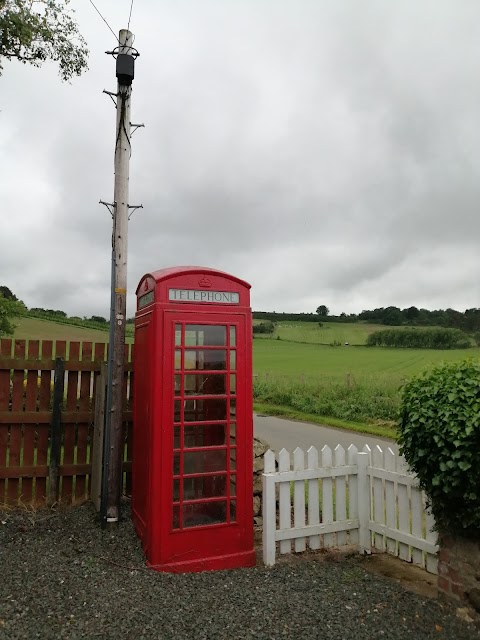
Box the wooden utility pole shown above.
[102,29,136,525]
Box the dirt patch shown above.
[353,552,438,599]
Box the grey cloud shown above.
[1,0,479,317]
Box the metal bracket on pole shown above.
[99,200,116,218]
[106,47,140,59]
[130,123,145,135]
[128,204,143,220]
[102,89,119,108]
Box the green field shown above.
[252,337,479,435]
[9,317,134,345]
[252,336,478,385]
[253,319,468,348]
[254,320,400,345]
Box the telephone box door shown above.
[159,312,252,567]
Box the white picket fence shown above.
[262,444,438,573]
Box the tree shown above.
[0,285,17,300]
[316,305,329,317]
[0,293,26,337]
[403,306,419,321]
[0,1,88,82]
[381,306,404,326]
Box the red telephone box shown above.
[132,266,255,573]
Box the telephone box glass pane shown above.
[185,328,203,346]
[173,479,180,501]
[230,474,237,497]
[183,398,227,422]
[230,350,236,370]
[230,374,236,393]
[183,502,227,528]
[230,399,236,419]
[230,501,237,522]
[174,350,181,369]
[230,326,236,347]
[183,350,227,371]
[173,453,181,476]
[183,449,226,474]
[230,447,237,471]
[230,422,236,446]
[184,424,226,447]
[174,400,182,423]
[182,374,226,396]
[174,426,180,449]
[174,375,181,394]
[175,325,182,346]
[173,506,180,529]
[186,325,226,346]
[183,475,227,500]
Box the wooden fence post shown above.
[91,363,107,512]
[48,357,64,506]
[357,451,371,555]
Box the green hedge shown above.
[366,327,471,349]
[398,359,480,537]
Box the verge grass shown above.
[253,376,399,437]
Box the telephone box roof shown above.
[136,266,251,295]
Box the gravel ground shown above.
[0,502,478,640]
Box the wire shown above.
[89,0,120,43]
[127,0,134,31]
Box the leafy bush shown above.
[398,359,480,537]
[253,321,275,335]
[367,327,471,349]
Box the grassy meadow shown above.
[254,319,405,345]
[10,317,134,345]
[252,334,477,384]
[252,322,480,435]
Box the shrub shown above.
[398,359,480,538]
[367,327,471,349]
[252,321,275,335]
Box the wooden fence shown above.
[0,339,133,506]
[262,444,438,573]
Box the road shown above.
[253,413,399,455]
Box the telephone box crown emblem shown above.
[198,276,212,288]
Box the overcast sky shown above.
[1,0,479,317]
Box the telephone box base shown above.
[146,549,256,574]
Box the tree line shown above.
[253,305,480,333]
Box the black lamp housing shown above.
[116,54,135,86]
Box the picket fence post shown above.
[357,451,371,554]
[262,449,277,566]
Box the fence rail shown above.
[262,444,438,573]
[0,338,133,506]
